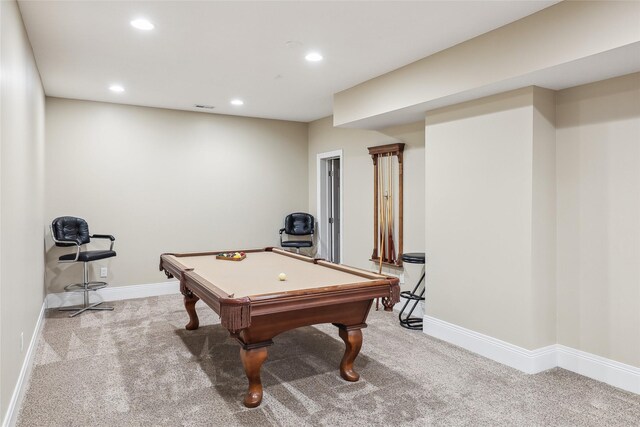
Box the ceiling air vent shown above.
[194,104,215,109]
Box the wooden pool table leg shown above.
[337,326,363,382]
[240,346,268,408]
[184,292,200,330]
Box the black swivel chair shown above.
[279,213,315,253]
[50,216,116,317]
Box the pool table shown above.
[159,247,400,408]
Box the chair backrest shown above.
[283,213,314,236]
[51,216,90,247]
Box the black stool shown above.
[398,252,425,330]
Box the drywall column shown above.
[531,87,557,348]
[424,87,556,350]
[0,0,46,421]
[556,73,640,367]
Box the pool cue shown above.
[392,154,396,263]
[376,155,385,310]
[382,155,389,262]
[383,154,387,263]
[387,154,395,264]
[378,155,385,273]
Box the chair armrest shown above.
[279,228,285,235]
[58,244,82,262]
[91,234,115,251]
[91,234,115,241]
[54,238,83,247]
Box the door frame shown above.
[316,150,343,263]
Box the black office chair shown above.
[279,213,315,253]
[50,216,116,317]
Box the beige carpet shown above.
[17,295,640,426]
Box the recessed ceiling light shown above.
[109,84,125,93]
[305,52,323,62]
[230,99,244,106]
[130,18,154,31]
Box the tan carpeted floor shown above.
[16,295,640,426]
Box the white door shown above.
[317,150,343,263]
[327,158,341,263]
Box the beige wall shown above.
[0,0,46,420]
[425,87,556,350]
[321,0,640,369]
[424,75,640,364]
[307,117,425,292]
[425,88,535,349]
[531,87,557,348]
[556,73,640,367]
[334,1,640,128]
[45,98,308,292]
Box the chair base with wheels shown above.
[51,216,116,318]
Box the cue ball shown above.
[278,273,287,281]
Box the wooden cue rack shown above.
[368,142,404,268]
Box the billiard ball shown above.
[278,273,287,281]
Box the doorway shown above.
[317,150,343,263]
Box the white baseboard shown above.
[45,280,180,308]
[423,315,639,394]
[2,302,46,427]
[556,345,640,395]
[423,315,557,374]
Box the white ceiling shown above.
[18,1,560,123]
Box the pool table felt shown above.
[166,251,385,298]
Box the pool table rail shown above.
[162,268,399,334]
[160,250,400,333]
